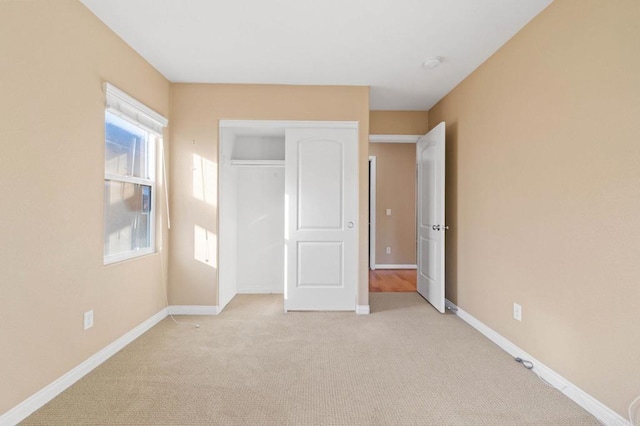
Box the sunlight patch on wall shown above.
[194,224,217,268]
[192,154,217,206]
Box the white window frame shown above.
[103,83,167,265]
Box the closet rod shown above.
[230,160,284,167]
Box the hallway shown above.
[369,269,416,292]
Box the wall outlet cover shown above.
[513,303,522,321]
[84,310,94,330]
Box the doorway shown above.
[367,139,419,293]
[369,269,416,292]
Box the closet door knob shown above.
[347,222,354,228]
[432,225,441,231]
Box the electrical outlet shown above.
[385,247,391,254]
[513,303,522,321]
[386,208,392,216]
[84,310,94,330]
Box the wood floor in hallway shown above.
[369,269,417,292]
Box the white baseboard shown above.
[445,299,630,426]
[1,308,168,426]
[374,264,417,270]
[356,305,370,315]
[168,305,218,315]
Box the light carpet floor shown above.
[23,293,598,425]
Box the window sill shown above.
[104,248,156,266]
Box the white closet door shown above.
[236,167,284,294]
[284,128,358,311]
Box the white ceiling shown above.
[80,0,552,110]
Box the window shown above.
[103,84,167,264]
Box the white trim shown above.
[229,160,285,167]
[0,309,168,426]
[219,119,358,129]
[369,156,377,270]
[168,305,219,315]
[103,248,155,266]
[369,134,421,144]
[237,288,284,294]
[105,83,167,135]
[375,264,417,269]
[356,305,370,315]
[104,173,154,186]
[445,299,631,426]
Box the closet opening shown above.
[218,120,359,313]
[219,126,286,311]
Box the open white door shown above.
[284,127,358,311]
[416,122,446,313]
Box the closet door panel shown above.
[297,140,342,230]
[285,127,357,311]
[236,167,285,294]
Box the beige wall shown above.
[169,84,370,306]
[5,0,636,420]
[0,0,170,415]
[370,111,429,135]
[369,111,429,265]
[428,0,640,417]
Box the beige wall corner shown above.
[369,111,428,265]
[168,84,370,307]
[0,0,170,416]
[428,0,640,418]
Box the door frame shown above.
[218,119,359,313]
[368,156,376,270]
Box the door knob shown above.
[348,222,354,228]
[443,225,449,231]
[432,225,441,231]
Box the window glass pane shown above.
[105,112,150,179]
[104,180,152,257]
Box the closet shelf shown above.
[230,159,284,167]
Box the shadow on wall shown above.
[445,121,458,305]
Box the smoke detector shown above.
[422,56,442,69]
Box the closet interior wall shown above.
[219,128,285,310]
